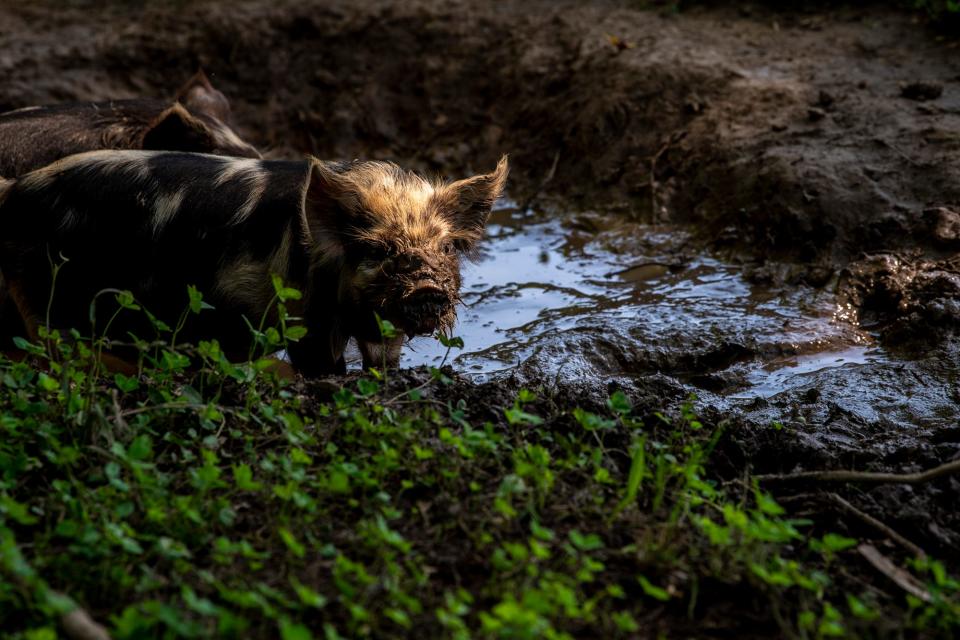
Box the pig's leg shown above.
[287,330,349,377]
[263,358,297,381]
[5,278,43,342]
[0,274,28,360]
[357,337,404,371]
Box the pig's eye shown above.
[442,242,455,256]
[363,244,391,262]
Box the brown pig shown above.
[0,70,260,177]
[0,151,508,375]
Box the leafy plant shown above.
[0,284,957,638]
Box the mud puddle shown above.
[389,205,886,399]
[733,346,885,399]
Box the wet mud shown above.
[403,203,876,395]
[1,0,959,571]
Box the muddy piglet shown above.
[0,151,508,375]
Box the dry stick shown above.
[110,389,128,433]
[857,543,932,604]
[519,151,560,212]
[827,493,926,559]
[767,595,802,640]
[119,401,236,418]
[874,138,920,167]
[755,458,960,486]
[60,603,112,640]
[778,492,927,558]
[649,131,687,222]
[0,565,112,640]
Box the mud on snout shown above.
[383,270,460,338]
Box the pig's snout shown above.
[406,281,447,306]
[397,281,452,336]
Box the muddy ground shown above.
[1,0,960,631]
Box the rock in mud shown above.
[838,252,960,343]
[925,205,960,247]
[900,81,944,101]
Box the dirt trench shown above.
[1,0,960,566]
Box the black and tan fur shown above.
[0,71,260,348]
[0,70,259,177]
[0,151,508,375]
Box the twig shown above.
[120,401,235,418]
[384,380,429,406]
[387,398,447,408]
[85,446,116,461]
[650,131,687,222]
[857,543,932,603]
[755,458,960,486]
[60,602,112,640]
[0,506,111,639]
[1,568,111,640]
[827,493,926,558]
[383,338,455,405]
[519,151,560,212]
[767,593,802,640]
[110,389,128,432]
[874,138,920,167]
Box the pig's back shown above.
[3,150,308,251]
[0,100,161,177]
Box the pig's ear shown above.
[141,103,218,152]
[174,69,232,122]
[441,155,508,252]
[301,161,362,261]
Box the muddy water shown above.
[397,204,888,399]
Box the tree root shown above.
[827,493,926,559]
[778,492,927,559]
[858,544,932,603]
[755,458,960,486]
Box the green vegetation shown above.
[0,283,958,638]
[914,0,960,20]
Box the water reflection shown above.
[385,204,887,397]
